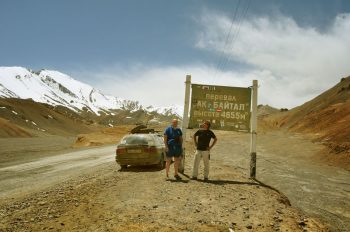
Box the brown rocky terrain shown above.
[0,117,32,138]
[73,125,134,148]
[73,124,167,148]
[0,98,98,137]
[259,76,350,170]
[0,98,178,139]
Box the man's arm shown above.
[193,135,198,148]
[164,134,168,151]
[178,128,183,145]
[209,137,217,150]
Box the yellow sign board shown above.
[189,84,251,132]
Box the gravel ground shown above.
[0,130,330,231]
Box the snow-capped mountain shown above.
[148,105,183,117]
[0,67,182,116]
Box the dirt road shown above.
[257,132,350,232]
[0,130,340,231]
[214,131,350,232]
[0,136,78,168]
[0,145,115,199]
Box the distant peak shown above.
[0,66,180,117]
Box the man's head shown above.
[171,119,178,128]
[203,120,211,129]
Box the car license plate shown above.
[127,149,142,153]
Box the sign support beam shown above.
[250,80,258,179]
[179,75,191,173]
[182,75,191,140]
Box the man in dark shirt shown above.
[191,120,217,181]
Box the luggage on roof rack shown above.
[130,125,158,134]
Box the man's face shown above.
[203,122,209,129]
[172,120,178,127]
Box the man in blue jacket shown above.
[164,119,183,180]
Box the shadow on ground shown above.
[118,165,162,173]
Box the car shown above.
[115,133,166,169]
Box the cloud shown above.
[196,11,350,108]
[73,11,350,111]
[75,64,256,109]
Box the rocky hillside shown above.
[0,98,98,137]
[258,104,280,116]
[0,117,32,138]
[0,98,179,138]
[257,104,282,132]
[261,76,350,169]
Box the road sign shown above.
[188,84,251,132]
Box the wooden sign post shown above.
[179,75,191,173]
[250,80,258,178]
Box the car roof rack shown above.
[130,125,160,134]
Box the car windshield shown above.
[120,135,150,145]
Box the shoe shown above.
[191,177,197,180]
[174,175,182,180]
[204,178,209,182]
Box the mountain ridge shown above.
[0,66,182,117]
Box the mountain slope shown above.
[261,76,350,169]
[0,67,139,115]
[0,117,32,137]
[0,98,99,137]
[0,67,182,117]
[278,76,350,141]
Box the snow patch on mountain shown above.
[0,67,138,114]
[148,105,183,118]
[0,67,182,116]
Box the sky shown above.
[1,0,350,109]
